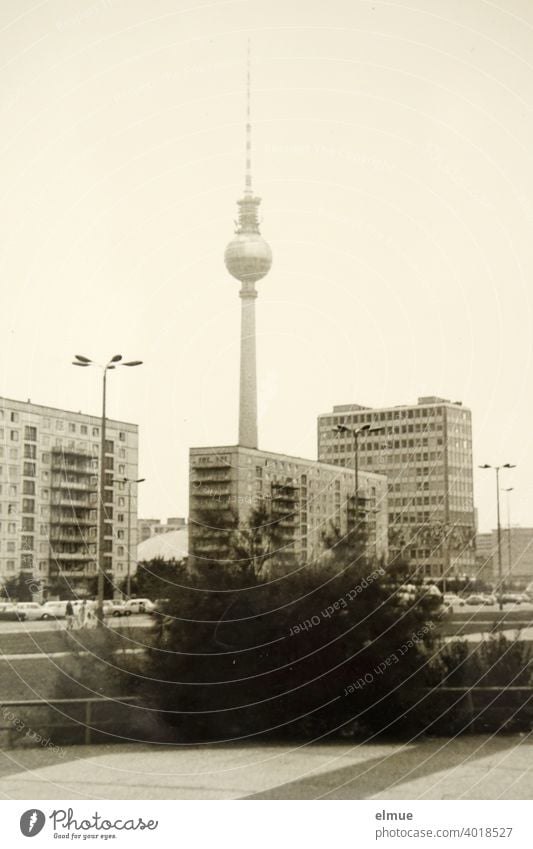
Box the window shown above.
[117,546,125,556]
[7,541,15,552]
[22,517,34,532]
[117,513,124,523]
[24,444,37,459]
[81,425,88,435]
[10,430,18,442]
[118,497,125,507]
[8,484,16,496]
[6,560,15,571]
[92,427,99,437]
[119,431,126,442]
[117,530,125,540]
[10,411,18,423]
[23,462,36,476]
[7,503,16,515]
[23,480,35,495]
[20,554,33,569]
[68,423,76,433]
[56,420,64,430]
[9,448,18,459]
[8,523,16,533]
[41,488,49,499]
[22,499,35,513]
[24,426,37,441]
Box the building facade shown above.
[0,397,138,597]
[189,445,388,571]
[138,517,187,543]
[317,397,475,577]
[476,527,533,589]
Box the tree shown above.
[137,517,442,742]
[130,558,188,599]
[1,571,34,602]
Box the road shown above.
[0,614,154,634]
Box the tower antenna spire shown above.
[245,39,252,196]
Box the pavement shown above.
[0,735,532,799]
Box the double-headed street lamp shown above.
[333,423,385,532]
[73,354,142,625]
[479,463,516,610]
[113,476,146,600]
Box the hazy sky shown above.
[1,0,532,531]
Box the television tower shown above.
[224,47,272,449]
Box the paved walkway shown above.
[0,735,531,799]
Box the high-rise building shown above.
[189,445,388,570]
[188,58,387,570]
[0,397,138,597]
[476,527,533,588]
[317,397,475,577]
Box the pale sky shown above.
[1,0,532,532]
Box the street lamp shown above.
[113,476,146,600]
[333,423,385,533]
[73,354,142,624]
[479,463,516,610]
[503,487,514,585]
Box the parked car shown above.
[482,594,497,606]
[124,598,155,614]
[0,603,26,621]
[500,593,523,605]
[465,594,487,606]
[443,593,466,607]
[41,600,68,619]
[102,600,130,617]
[15,602,48,621]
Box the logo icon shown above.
[20,810,46,837]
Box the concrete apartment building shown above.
[189,445,388,570]
[0,397,139,597]
[138,517,187,543]
[476,528,533,588]
[317,397,476,578]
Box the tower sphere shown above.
[224,232,272,284]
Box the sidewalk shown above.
[0,735,531,799]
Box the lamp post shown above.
[73,354,142,625]
[333,423,385,535]
[125,477,145,600]
[479,463,516,610]
[503,487,514,585]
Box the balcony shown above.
[51,478,97,492]
[52,494,96,509]
[51,552,94,562]
[49,531,95,544]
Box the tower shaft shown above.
[239,285,258,448]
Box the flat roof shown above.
[189,444,386,480]
[0,395,138,431]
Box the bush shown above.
[138,527,442,742]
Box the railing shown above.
[0,696,140,747]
